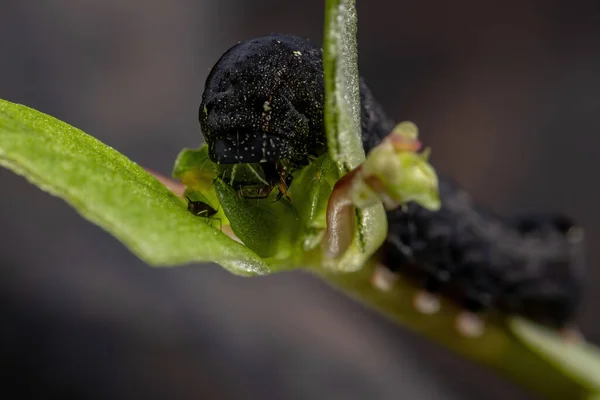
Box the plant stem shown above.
[313,262,591,400]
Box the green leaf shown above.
[214,178,299,261]
[172,146,229,226]
[173,145,332,266]
[288,155,338,251]
[323,0,363,171]
[0,99,267,275]
[510,318,600,391]
[323,0,387,271]
[172,145,217,190]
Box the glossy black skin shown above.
[199,34,586,329]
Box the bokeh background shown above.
[1,1,599,399]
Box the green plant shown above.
[0,0,599,398]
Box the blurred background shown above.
[1,0,599,398]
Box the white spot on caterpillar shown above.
[293,50,302,56]
[263,101,272,112]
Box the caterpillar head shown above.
[199,34,326,166]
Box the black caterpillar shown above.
[200,34,391,198]
[198,33,586,331]
[381,179,585,329]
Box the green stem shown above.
[323,0,364,173]
[314,262,590,399]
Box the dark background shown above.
[1,1,599,399]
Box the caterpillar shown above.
[378,178,585,335]
[199,34,393,198]
[198,33,586,334]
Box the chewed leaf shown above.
[510,318,600,391]
[0,98,267,275]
